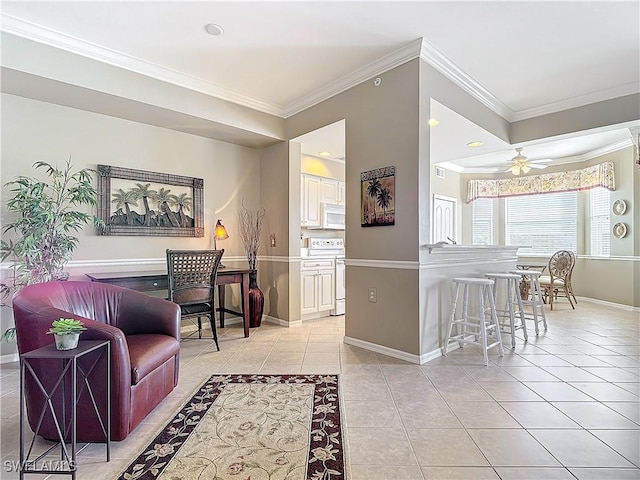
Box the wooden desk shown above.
[86,268,252,338]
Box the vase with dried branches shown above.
[238,205,266,327]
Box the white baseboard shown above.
[0,353,18,364]
[263,315,303,328]
[344,336,421,364]
[420,347,447,364]
[577,296,639,312]
[343,335,477,365]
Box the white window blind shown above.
[590,187,610,256]
[472,198,493,245]
[505,191,577,255]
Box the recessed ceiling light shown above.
[204,24,224,36]
[467,141,484,147]
[428,118,440,127]
[318,151,332,157]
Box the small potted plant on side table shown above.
[47,318,86,350]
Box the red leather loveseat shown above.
[13,281,181,441]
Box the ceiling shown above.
[2,1,639,171]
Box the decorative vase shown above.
[54,333,80,350]
[248,270,264,328]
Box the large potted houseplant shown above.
[238,204,265,328]
[1,158,100,341]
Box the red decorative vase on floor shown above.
[248,270,264,328]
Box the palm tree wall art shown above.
[97,165,204,237]
[361,166,395,226]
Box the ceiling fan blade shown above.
[530,159,553,164]
[528,164,548,169]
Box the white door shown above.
[432,194,456,243]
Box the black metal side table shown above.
[19,340,111,479]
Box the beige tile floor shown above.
[1,300,638,479]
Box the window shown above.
[505,191,577,255]
[590,187,610,256]
[472,198,493,245]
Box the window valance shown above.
[467,161,615,203]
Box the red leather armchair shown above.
[12,281,181,442]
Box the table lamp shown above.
[214,219,229,267]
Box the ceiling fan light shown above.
[521,164,531,174]
[511,165,520,175]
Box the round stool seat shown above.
[485,273,522,280]
[452,277,494,285]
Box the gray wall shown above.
[286,59,423,353]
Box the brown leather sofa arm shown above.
[115,289,181,340]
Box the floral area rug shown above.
[117,374,346,480]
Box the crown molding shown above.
[418,38,514,121]
[512,82,640,122]
[580,139,633,161]
[3,13,636,125]
[283,38,424,118]
[0,13,284,117]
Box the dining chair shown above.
[166,249,224,350]
[539,250,575,310]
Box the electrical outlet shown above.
[368,288,377,303]
[270,234,276,247]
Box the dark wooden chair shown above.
[166,249,224,350]
[539,250,576,310]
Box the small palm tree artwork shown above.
[109,183,193,229]
[111,189,139,226]
[131,183,157,226]
[361,166,395,226]
[174,193,193,227]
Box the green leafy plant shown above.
[1,157,101,341]
[47,318,86,335]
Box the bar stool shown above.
[510,269,548,335]
[443,277,504,366]
[485,273,528,348]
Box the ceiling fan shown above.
[504,148,552,175]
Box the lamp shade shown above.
[214,219,229,240]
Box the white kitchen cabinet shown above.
[301,175,321,228]
[321,178,340,204]
[337,180,345,204]
[301,174,345,228]
[320,177,345,205]
[300,259,335,315]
